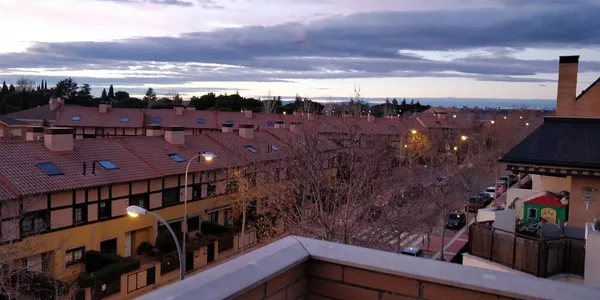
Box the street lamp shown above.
[490,120,495,124]
[411,129,417,135]
[460,135,468,141]
[182,152,216,265]
[453,146,458,151]
[126,205,185,281]
[525,122,530,126]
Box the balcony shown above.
[138,236,600,300]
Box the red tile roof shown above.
[215,111,283,130]
[0,139,161,198]
[0,115,29,126]
[206,130,291,164]
[144,109,219,129]
[55,105,144,128]
[525,195,566,207]
[5,104,58,122]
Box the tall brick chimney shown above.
[242,109,253,119]
[174,106,185,116]
[239,124,254,139]
[44,127,73,152]
[99,102,110,114]
[49,97,62,111]
[165,126,185,145]
[556,55,579,117]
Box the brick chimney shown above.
[290,121,301,134]
[556,55,580,117]
[239,124,254,139]
[274,120,285,129]
[99,102,110,114]
[44,127,73,152]
[222,123,234,133]
[242,109,253,119]
[186,106,196,111]
[146,125,162,137]
[165,126,185,145]
[49,97,62,111]
[436,112,447,120]
[26,126,45,141]
[174,105,185,116]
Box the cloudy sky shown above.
[1,0,600,101]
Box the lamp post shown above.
[182,152,215,266]
[127,205,185,281]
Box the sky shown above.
[1,0,600,102]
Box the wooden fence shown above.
[469,223,585,277]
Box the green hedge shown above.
[201,222,232,236]
[78,259,141,288]
[85,251,121,273]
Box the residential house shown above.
[4,97,62,125]
[0,115,29,140]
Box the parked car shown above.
[445,211,467,229]
[498,176,509,186]
[496,181,506,194]
[477,192,492,205]
[465,196,485,212]
[484,186,496,199]
[400,247,424,257]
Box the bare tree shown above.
[261,91,277,114]
[15,77,35,92]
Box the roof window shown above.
[246,145,258,153]
[197,119,205,124]
[168,153,186,162]
[153,117,161,123]
[121,117,130,122]
[36,162,64,176]
[97,160,119,170]
[72,116,81,121]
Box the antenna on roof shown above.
[83,162,86,176]
[197,152,202,162]
[92,160,96,175]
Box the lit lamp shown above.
[490,120,495,124]
[453,146,458,151]
[127,205,185,281]
[404,144,408,148]
[460,135,468,141]
[504,116,507,119]
[411,129,417,135]
[525,123,530,126]
[453,114,456,118]
[520,116,523,119]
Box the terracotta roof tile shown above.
[55,105,144,128]
[206,130,290,164]
[5,104,57,121]
[144,109,219,129]
[215,111,282,130]
[0,115,29,126]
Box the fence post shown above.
[512,235,517,269]
[489,227,494,261]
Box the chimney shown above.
[26,126,45,141]
[241,109,253,119]
[222,123,234,133]
[186,106,196,111]
[436,112,447,120]
[49,97,60,111]
[99,102,110,114]
[367,114,374,123]
[44,127,73,152]
[556,55,580,117]
[146,125,162,137]
[290,121,302,134]
[239,124,254,139]
[274,120,285,129]
[174,105,185,116]
[165,126,185,145]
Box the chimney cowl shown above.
[559,55,580,64]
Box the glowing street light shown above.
[404,144,408,148]
[490,120,495,124]
[127,206,184,280]
[460,135,468,141]
[453,114,457,118]
[526,122,530,126]
[453,146,458,151]
[520,116,523,119]
[504,116,507,119]
[411,129,417,135]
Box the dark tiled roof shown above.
[5,104,57,121]
[0,115,28,126]
[55,105,144,128]
[500,117,600,169]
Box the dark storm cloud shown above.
[2,0,600,86]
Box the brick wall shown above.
[231,259,517,300]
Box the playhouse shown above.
[523,194,567,225]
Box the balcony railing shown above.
[138,235,600,300]
[469,222,585,277]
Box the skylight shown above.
[270,145,279,151]
[121,117,130,122]
[153,117,161,123]
[267,121,274,127]
[225,121,234,125]
[389,125,396,130]
[36,162,64,176]
[197,119,205,124]
[168,153,186,162]
[98,160,119,170]
[246,145,258,153]
[72,116,81,121]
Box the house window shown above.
[99,201,111,219]
[388,125,396,130]
[168,153,186,162]
[36,162,64,176]
[21,210,48,235]
[72,116,81,121]
[208,212,218,224]
[74,204,87,224]
[197,119,205,124]
[207,184,216,197]
[187,216,200,232]
[192,184,202,200]
[121,117,130,122]
[65,247,85,267]
[225,121,234,125]
[152,117,161,123]
[270,145,279,151]
[163,188,179,206]
[98,160,118,170]
[226,180,239,193]
[100,238,117,254]
[527,208,537,219]
[130,194,149,210]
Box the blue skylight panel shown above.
[72,116,81,121]
[98,160,119,170]
[121,117,130,122]
[197,119,205,124]
[169,153,186,162]
[36,162,64,176]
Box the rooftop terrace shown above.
[138,236,600,300]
